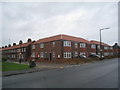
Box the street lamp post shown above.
[19,40,22,64]
[100,28,110,60]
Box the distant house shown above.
[1,38,34,61]
[113,43,120,56]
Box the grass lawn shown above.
[2,62,30,72]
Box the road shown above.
[3,58,118,88]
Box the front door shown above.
[49,53,52,61]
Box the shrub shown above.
[2,57,7,62]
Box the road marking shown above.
[65,65,81,68]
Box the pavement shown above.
[2,58,118,88]
[2,58,116,77]
[2,61,68,76]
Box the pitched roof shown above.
[90,40,111,46]
[0,42,33,51]
[33,34,90,44]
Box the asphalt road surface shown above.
[3,58,118,88]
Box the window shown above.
[91,44,96,49]
[64,52,71,58]
[104,52,109,56]
[21,54,24,59]
[24,48,26,52]
[53,52,55,58]
[80,43,86,48]
[104,46,108,50]
[64,41,71,47]
[75,52,78,57]
[90,52,96,55]
[32,45,35,49]
[40,43,44,48]
[97,45,100,49]
[40,52,44,58]
[75,43,78,48]
[110,47,113,50]
[31,52,35,57]
[53,42,55,47]
[80,52,86,56]
[110,52,113,55]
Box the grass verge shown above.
[2,62,30,72]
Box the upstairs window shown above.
[80,43,86,48]
[104,46,108,50]
[110,47,113,50]
[75,43,78,48]
[97,45,100,49]
[53,42,55,47]
[32,45,35,49]
[40,43,44,48]
[64,41,71,47]
[91,44,96,49]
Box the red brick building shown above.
[30,34,114,61]
[1,34,116,62]
[1,39,34,61]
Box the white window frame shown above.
[90,52,96,55]
[40,43,44,48]
[53,42,55,47]
[32,45,35,49]
[97,45,100,49]
[75,52,78,57]
[80,43,86,48]
[64,52,71,58]
[104,46,108,50]
[64,41,71,47]
[104,52,109,56]
[91,44,96,49]
[24,48,26,52]
[40,52,44,58]
[31,52,35,57]
[75,43,78,48]
[53,52,55,58]
[110,47,113,50]
[80,52,86,56]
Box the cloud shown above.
[2,2,118,46]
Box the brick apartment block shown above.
[0,34,119,62]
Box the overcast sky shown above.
[1,2,118,46]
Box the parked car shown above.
[89,54,104,58]
[75,55,86,58]
[79,55,87,58]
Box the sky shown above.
[1,2,118,46]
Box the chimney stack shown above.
[8,44,11,47]
[13,43,16,46]
[27,38,32,42]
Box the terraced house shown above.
[1,39,34,61]
[1,34,116,62]
[30,34,114,61]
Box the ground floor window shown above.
[110,52,113,55]
[80,52,86,56]
[104,52,109,56]
[64,52,71,58]
[31,52,35,57]
[90,52,96,55]
[40,52,44,58]
[74,52,78,57]
[53,52,55,58]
